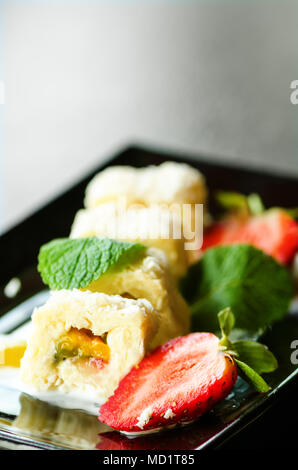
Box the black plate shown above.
[0,145,297,450]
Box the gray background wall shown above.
[1,0,298,233]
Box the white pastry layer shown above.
[84,162,207,209]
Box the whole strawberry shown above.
[203,192,298,264]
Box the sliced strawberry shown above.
[99,333,237,433]
[202,210,298,264]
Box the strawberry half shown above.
[202,210,298,264]
[99,332,237,433]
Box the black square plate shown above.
[0,145,297,450]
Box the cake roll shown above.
[84,162,207,210]
[21,290,160,404]
[70,204,189,278]
[84,162,207,256]
[81,248,190,348]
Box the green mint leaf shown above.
[246,193,265,216]
[180,244,293,334]
[218,308,235,338]
[235,359,271,393]
[38,237,146,290]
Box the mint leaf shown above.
[38,237,146,290]
[235,359,271,393]
[180,244,293,334]
[232,340,278,374]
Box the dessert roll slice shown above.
[70,204,189,278]
[84,162,207,210]
[82,248,190,349]
[21,290,159,404]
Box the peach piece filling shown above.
[55,327,110,364]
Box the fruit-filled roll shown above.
[21,290,160,404]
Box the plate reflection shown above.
[11,394,111,449]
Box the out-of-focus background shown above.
[0,0,297,233]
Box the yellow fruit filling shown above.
[0,342,27,368]
[55,328,110,364]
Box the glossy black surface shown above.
[0,145,297,450]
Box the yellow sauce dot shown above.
[0,342,27,368]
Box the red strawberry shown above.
[99,333,237,433]
[202,210,298,264]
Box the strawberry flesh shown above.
[202,210,298,264]
[99,333,237,433]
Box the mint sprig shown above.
[218,308,277,393]
[180,244,293,335]
[38,237,146,290]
